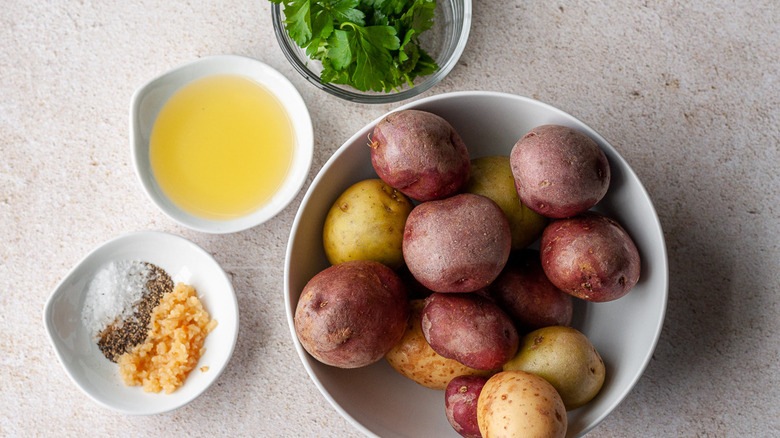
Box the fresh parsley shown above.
[271,0,439,93]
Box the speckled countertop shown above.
[1,1,778,436]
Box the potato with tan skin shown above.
[294,260,409,369]
[477,370,567,438]
[385,300,496,390]
[503,326,605,410]
[464,156,548,250]
[323,179,413,269]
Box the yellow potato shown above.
[503,326,606,410]
[477,370,567,438]
[323,179,413,269]
[385,300,496,390]
[464,156,548,250]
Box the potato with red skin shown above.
[445,375,489,438]
[403,193,511,293]
[421,293,519,371]
[510,125,610,218]
[541,212,641,302]
[385,300,496,390]
[294,260,410,368]
[488,249,573,332]
[370,109,470,202]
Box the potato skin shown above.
[385,300,495,390]
[445,375,489,438]
[323,179,413,269]
[294,260,410,368]
[541,212,641,302]
[503,326,605,410]
[510,125,610,218]
[421,293,519,371]
[403,193,512,293]
[370,109,470,202]
[477,370,567,438]
[464,156,548,250]
[488,249,573,332]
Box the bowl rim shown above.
[129,54,313,234]
[271,0,473,104]
[42,230,240,415]
[284,90,668,437]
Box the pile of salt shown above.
[81,261,151,339]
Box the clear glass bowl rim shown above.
[271,0,472,104]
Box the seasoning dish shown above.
[43,231,239,415]
[271,0,471,104]
[130,54,313,233]
[284,91,668,437]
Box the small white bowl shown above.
[284,91,668,437]
[130,54,313,234]
[43,231,239,415]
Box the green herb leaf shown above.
[280,0,313,47]
[274,0,441,93]
[326,29,354,70]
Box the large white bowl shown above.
[43,231,239,415]
[284,91,668,437]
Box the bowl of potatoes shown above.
[284,91,668,438]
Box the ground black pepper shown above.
[97,263,173,362]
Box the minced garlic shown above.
[118,283,217,394]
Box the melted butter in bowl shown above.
[131,55,313,233]
[150,74,295,221]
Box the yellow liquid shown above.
[150,74,294,220]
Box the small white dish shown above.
[284,91,668,437]
[43,231,239,415]
[130,54,313,234]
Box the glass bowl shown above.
[271,0,472,104]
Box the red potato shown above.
[541,212,641,302]
[421,293,519,371]
[489,249,573,332]
[403,193,511,293]
[370,109,470,202]
[510,125,610,218]
[395,265,435,300]
[385,300,496,390]
[445,375,489,438]
[294,260,410,368]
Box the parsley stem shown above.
[339,22,360,32]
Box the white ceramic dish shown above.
[130,54,313,234]
[43,231,239,415]
[284,91,668,437]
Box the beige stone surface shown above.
[1,0,778,436]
